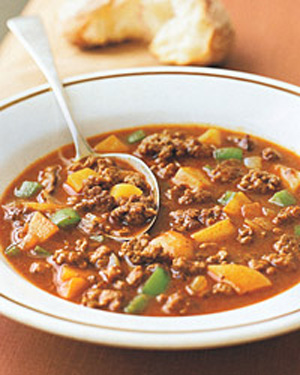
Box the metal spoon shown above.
[7,16,159,241]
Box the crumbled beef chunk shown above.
[126,266,144,286]
[238,169,281,194]
[110,195,157,226]
[208,160,243,183]
[151,162,178,179]
[227,134,255,151]
[2,202,24,221]
[171,257,206,276]
[165,185,212,206]
[29,261,51,274]
[198,206,227,226]
[89,245,112,269]
[69,156,115,173]
[169,209,201,232]
[79,213,105,235]
[237,225,254,245]
[101,265,122,283]
[262,147,281,161]
[53,239,89,268]
[273,234,299,254]
[248,258,275,275]
[206,250,229,264]
[211,283,234,295]
[82,287,123,311]
[262,252,297,271]
[136,130,212,163]
[273,206,300,225]
[123,172,148,191]
[162,292,189,314]
[120,235,170,265]
[38,165,61,194]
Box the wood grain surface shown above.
[1,0,300,374]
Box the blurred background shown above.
[0,0,28,40]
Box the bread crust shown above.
[60,0,234,64]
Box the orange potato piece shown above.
[59,277,89,299]
[22,212,59,250]
[172,167,210,190]
[67,168,98,193]
[275,164,300,193]
[110,183,143,199]
[191,218,235,243]
[241,202,262,219]
[94,135,129,153]
[22,202,63,212]
[150,230,194,259]
[198,128,221,146]
[208,264,271,295]
[60,265,81,282]
[224,192,251,216]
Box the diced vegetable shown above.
[269,189,296,207]
[213,147,243,161]
[172,167,210,190]
[22,202,63,212]
[90,234,105,243]
[275,164,300,193]
[30,246,51,258]
[4,244,20,257]
[51,208,81,228]
[22,212,59,250]
[60,265,80,282]
[110,183,143,200]
[124,294,150,314]
[94,135,129,153]
[66,168,98,193]
[224,192,251,216]
[59,277,89,299]
[127,130,146,144]
[150,230,194,259]
[295,225,300,236]
[108,253,121,267]
[208,264,271,295]
[241,202,262,219]
[142,267,170,296]
[14,181,42,198]
[244,156,262,169]
[198,128,221,146]
[191,219,235,243]
[218,191,236,206]
[186,276,208,296]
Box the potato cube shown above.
[67,168,98,193]
[95,135,129,153]
[191,219,235,242]
[198,128,221,146]
[150,230,194,259]
[110,183,143,199]
[172,167,210,190]
[224,192,251,216]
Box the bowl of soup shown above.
[0,67,300,349]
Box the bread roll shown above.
[60,0,234,65]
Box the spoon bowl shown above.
[7,16,160,241]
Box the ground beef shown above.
[136,130,212,163]
[29,261,51,274]
[161,292,189,314]
[69,156,115,173]
[126,266,144,286]
[262,147,281,161]
[208,160,244,183]
[171,257,206,276]
[2,202,24,221]
[238,169,281,194]
[110,195,157,226]
[237,225,254,245]
[38,165,61,194]
[273,206,300,225]
[151,162,178,179]
[211,283,234,295]
[169,209,201,232]
[198,206,227,227]
[123,171,148,191]
[82,287,123,311]
[273,234,299,254]
[165,185,212,205]
[120,234,170,265]
[206,250,229,265]
[101,265,122,283]
[79,213,105,235]
[52,239,89,268]
[227,134,255,151]
[262,252,297,271]
[248,258,275,275]
[89,245,112,269]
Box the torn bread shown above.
[60,0,234,65]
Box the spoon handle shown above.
[7,16,93,160]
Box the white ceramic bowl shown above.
[1,67,300,349]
